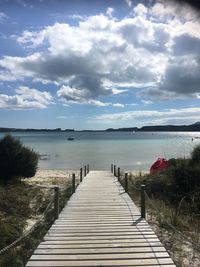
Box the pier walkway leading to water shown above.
[26,170,176,267]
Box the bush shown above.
[191,144,200,164]
[0,135,39,184]
[170,158,193,193]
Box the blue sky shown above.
[0,0,200,130]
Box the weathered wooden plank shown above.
[57,218,139,221]
[52,223,147,227]
[46,232,156,237]
[30,251,170,260]
[44,237,159,242]
[27,258,174,267]
[38,242,163,249]
[26,171,176,267]
[48,228,154,233]
[37,238,161,245]
[39,240,163,245]
[35,247,166,254]
[58,215,140,219]
[50,224,152,229]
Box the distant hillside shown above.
[0,127,63,132]
[106,127,138,132]
[1,123,200,132]
[105,123,200,132]
[137,123,200,132]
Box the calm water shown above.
[1,131,200,171]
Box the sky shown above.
[0,0,200,130]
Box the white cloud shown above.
[0,2,199,105]
[126,103,138,106]
[133,4,147,16]
[0,86,53,109]
[112,103,124,107]
[57,116,67,119]
[151,2,174,18]
[125,0,132,7]
[93,110,162,122]
[106,7,114,18]
[17,30,46,48]
[0,12,7,22]
[57,85,124,107]
[142,100,153,105]
[87,100,124,107]
[57,85,89,102]
[7,15,165,90]
[150,1,199,22]
[91,107,200,125]
[89,101,124,108]
[68,14,87,21]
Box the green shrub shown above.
[170,158,191,193]
[191,144,200,164]
[0,135,39,184]
[168,156,200,194]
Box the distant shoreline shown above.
[1,122,200,132]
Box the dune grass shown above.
[125,145,200,267]
[0,174,72,267]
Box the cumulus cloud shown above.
[1,16,161,96]
[150,0,199,22]
[57,85,124,107]
[159,58,200,95]
[0,1,199,105]
[133,3,147,16]
[0,86,53,109]
[57,85,89,102]
[172,34,200,55]
[106,7,114,18]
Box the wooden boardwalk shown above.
[26,171,176,267]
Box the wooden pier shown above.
[26,170,176,267]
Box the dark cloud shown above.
[174,0,200,12]
[148,32,200,99]
[108,64,155,84]
[21,53,100,81]
[160,59,200,95]
[118,19,170,53]
[139,87,179,100]
[142,27,170,53]
[69,75,112,98]
[172,34,200,55]
[119,23,144,46]
[20,52,112,99]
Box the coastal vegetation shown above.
[0,135,72,266]
[0,173,72,267]
[127,144,200,266]
[0,135,39,185]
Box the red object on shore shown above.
[150,158,169,174]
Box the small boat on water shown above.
[67,136,75,141]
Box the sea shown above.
[0,131,200,171]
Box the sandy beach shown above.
[26,169,148,187]
[25,169,80,186]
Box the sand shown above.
[25,169,79,187]
[25,169,148,187]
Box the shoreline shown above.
[27,169,148,186]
